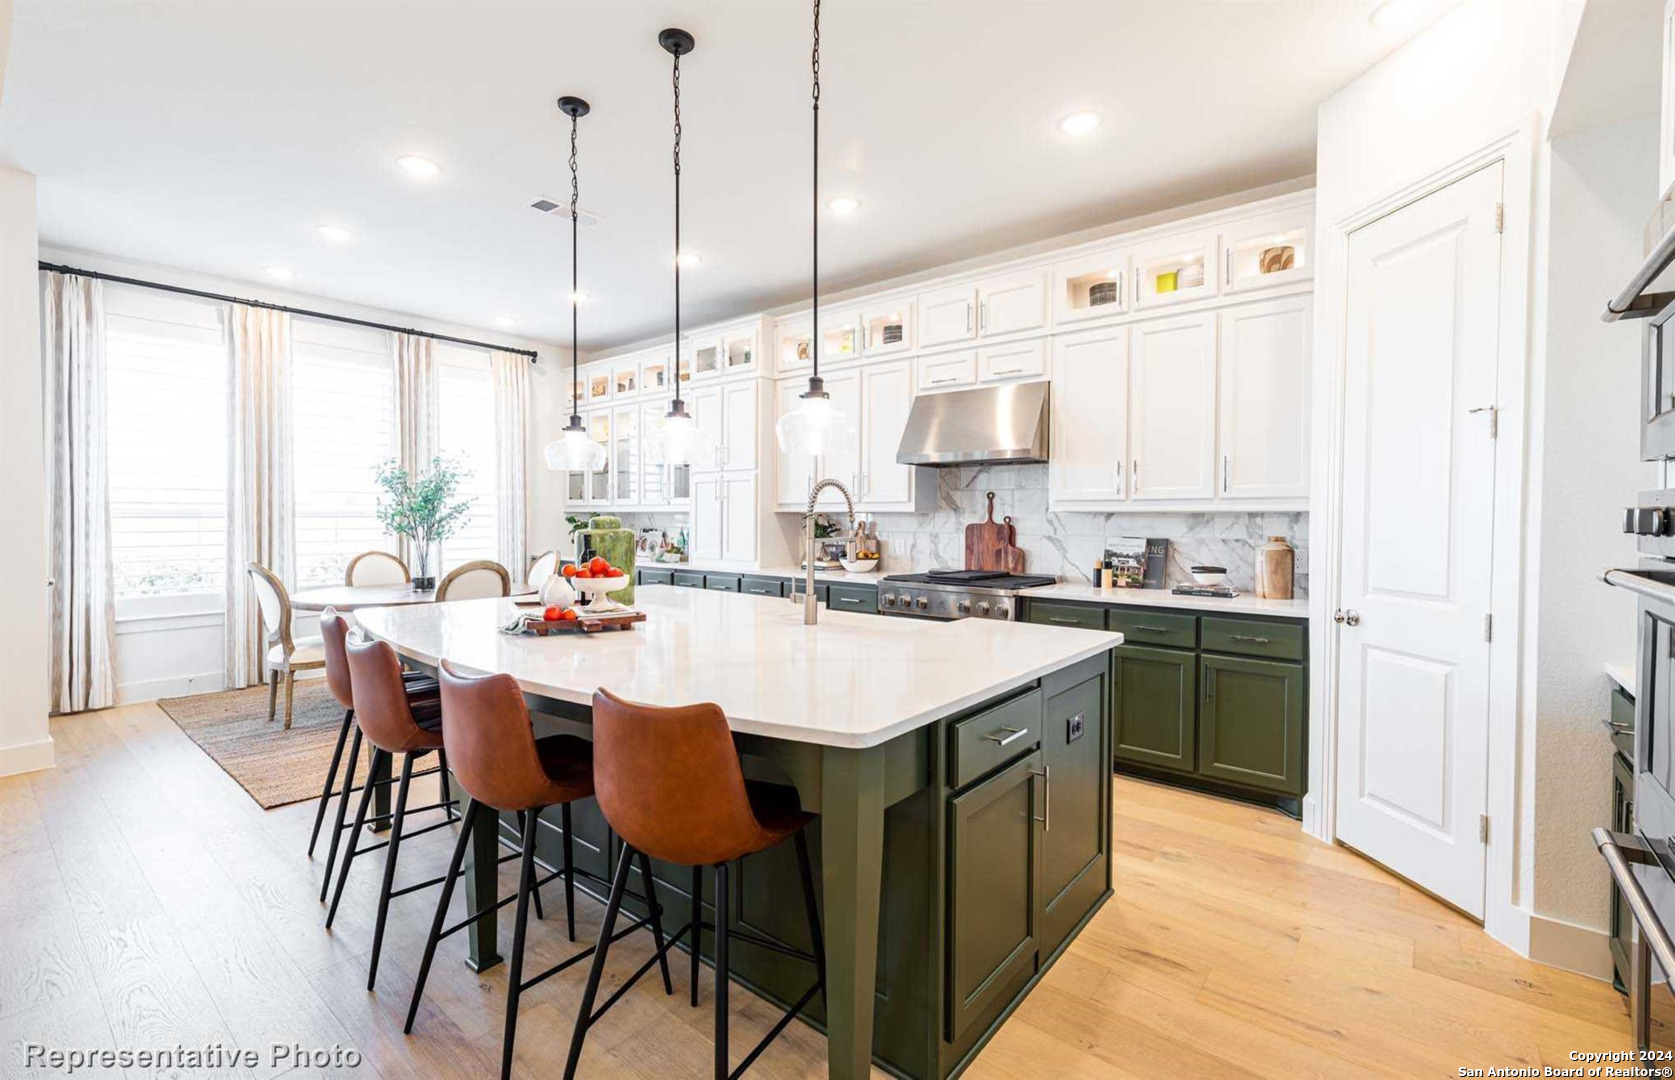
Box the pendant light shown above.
[775,0,853,457]
[543,95,608,473]
[658,28,702,466]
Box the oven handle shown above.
[1605,221,1675,321]
[1595,828,1675,980]
[1601,568,1675,604]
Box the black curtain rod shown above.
[38,261,540,362]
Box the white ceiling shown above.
[3,0,1435,350]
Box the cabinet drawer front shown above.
[917,350,977,391]
[739,576,784,597]
[1027,601,1106,631]
[950,689,1043,789]
[638,568,674,586]
[1198,654,1304,795]
[979,339,1047,382]
[704,574,741,592]
[1201,616,1304,660]
[1107,610,1197,648]
[826,583,879,614]
[672,570,706,589]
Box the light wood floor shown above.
[0,703,1653,1079]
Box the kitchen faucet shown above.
[792,478,855,625]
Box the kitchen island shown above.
[356,585,1121,1080]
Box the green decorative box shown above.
[578,515,634,606]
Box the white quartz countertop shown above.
[355,585,1122,749]
[1019,582,1311,620]
[1606,662,1637,697]
[641,560,894,586]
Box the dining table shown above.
[289,582,538,612]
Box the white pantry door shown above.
[1334,163,1503,918]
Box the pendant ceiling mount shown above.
[658,28,695,56]
[556,95,590,119]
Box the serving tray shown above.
[503,608,646,635]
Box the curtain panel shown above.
[225,305,293,689]
[491,350,529,580]
[393,333,437,570]
[42,272,117,714]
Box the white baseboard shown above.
[116,671,225,704]
[1528,912,1613,982]
[0,737,56,778]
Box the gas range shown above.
[879,569,1058,621]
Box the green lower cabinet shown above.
[1197,653,1305,796]
[1039,668,1110,957]
[1112,644,1196,774]
[946,751,1040,1041]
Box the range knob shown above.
[1627,507,1670,536]
[915,595,929,610]
[956,599,972,614]
[881,593,897,607]
[975,601,990,617]
[993,603,1010,619]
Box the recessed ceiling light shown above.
[397,154,442,179]
[316,224,354,244]
[1058,111,1100,137]
[828,196,860,215]
[676,251,701,268]
[495,315,518,330]
[568,291,590,305]
[264,266,294,282]
[1368,0,1421,27]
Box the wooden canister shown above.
[1256,536,1294,599]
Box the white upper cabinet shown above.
[859,359,923,509]
[690,383,725,472]
[587,411,613,502]
[861,300,914,357]
[1132,228,1220,310]
[977,268,1048,337]
[640,351,671,398]
[1222,212,1311,293]
[1049,326,1129,505]
[1130,312,1217,500]
[918,284,977,347]
[819,309,865,365]
[611,404,639,505]
[978,339,1046,383]
[775,378,818,508]
[819,369,862,509]
[720,380,758,471]
[690,474,723,561]
[611,359,639,399]
[722,326,759,376]
[1052,247,1128,325]
[687,335,724,381]
[777,316,814,374]
[721,473,758,562]
[917,349,977,392]
[585,363,613,406]
[1218,296,1311,500]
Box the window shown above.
[291,319,398,588]
[435,344,499,569]
[105,287,229,603]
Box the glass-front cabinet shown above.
[723,327,758,375]
[612,360,638,399]
[1223,213,1310,293]
[861,300,913,356]
[586,364,612,406]
[1133,228,1219,309]
[587,411,611,501]
[688,335,723,380]
[778,316,813,373]
[1052,246,1128,324]
[612,405,638,505]
[819,309,863,364]
[641,351,670,396]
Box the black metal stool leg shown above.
[636,851,674,995]
[563,845,635,1080]
[319,725,362,902]
[561,802,577,943]
[515,810,545,922]
[689,864,702,1007]
[308,707,353,857]
[500,807,541,1080]
[405,799,478,1033]
[367,751,415,990]
[437,746,458,821]
[714,860,730,1080]
[327,747,385,927]
[793,828,826,1007]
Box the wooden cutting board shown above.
[965,492,1015,572]
[1001,516,1027,575]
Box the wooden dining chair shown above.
[527,549,559,590]
[345,550,410,586]
[247,562,325,729]
[435,560,512,602]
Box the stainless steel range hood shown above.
[895,381,1050,466]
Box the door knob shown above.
[1334,609,1361,626]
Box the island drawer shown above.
[1201,617,1305,661]
[1106,610,1197,648]
[638,568,674,586]
[827,583,879,614]
[1028,601,1105,631]
[705,574,741,593]
[672,570,706,590]
[949,688,1042,789]
[740,575,784,597]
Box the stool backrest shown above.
[438,660,552,812]
[318,607,355,710]
[590,688,762,866]
[345,634,430,754]
[346,550,410,586]
[436,560,511,602]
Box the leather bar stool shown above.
[564,689,826,1080]
[310,608,445,898]
[405,660,675,1080]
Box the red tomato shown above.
[542,606,561,621]
[560,564,579,578]
[589,556,610,576]
[559,608,579,621]
[605,567,624,578]
[574,569,592,579]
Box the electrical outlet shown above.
[1067,712,1085,742]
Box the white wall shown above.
[0,165,53,776]
[37,247,572,703]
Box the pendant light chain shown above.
[569,110,581,423]
[671,48,684,406]
[810,0,821,389]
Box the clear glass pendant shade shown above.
[775,390,853,457]
[660,409,701,465]
[543,422,605,472]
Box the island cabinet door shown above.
[1197,654,1305,796]
[1112,644,1196,773]
[947,751,1041,1041]
[1039,670,1109,957]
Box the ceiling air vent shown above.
[530,198,604,227]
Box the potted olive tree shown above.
[374,456,474,590]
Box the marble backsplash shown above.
[610,463,1306,596]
